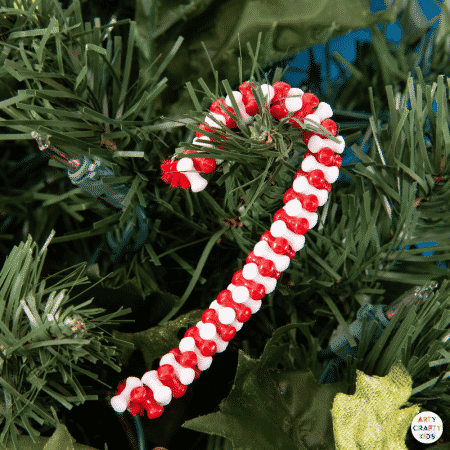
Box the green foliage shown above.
[0,423,101,450]
[2,0,450,448]
[0,231,132,448]
[183,324,347,450]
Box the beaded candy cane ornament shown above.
[111,80,345,419]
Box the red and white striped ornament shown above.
[111,80,344,419]
[160,80,342,192]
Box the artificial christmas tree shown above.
[1,0,450,449]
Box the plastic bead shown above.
[242,262,277,294]
[307,134,346,154]
[210,98,237,128]
[157,365,188,398]
[283,188,319,212]
[202,309,236,341]
[178,337,212,371]
[111,377,143,413]
[196,321,229,352]
[182,150,217,174]
[270,220,305,252]
[184,326,217,356]
[301,155,340,183]
[231,270,266,299]
[176,158,208,192]
[129,386,164,419]
[295,169,331,192]
[160,352,196,385]
[260,83,275,105]
[253,240,290,272]
[291,175,329,206]
[141,370,173,406]
[273,208,310,235]
[209,300,244,331]
[246,251,281,278]
[285,88,304,112]
[216,289,252,322]
[284,199,319,229]
[260,231,296,259]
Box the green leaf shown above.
[114,309,203,370]
[0,424,99,450]
[183,328,346,450]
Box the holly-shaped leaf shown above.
[182,324,346,450]
[113,309,204,369]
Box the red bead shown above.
[283,188,319,212]
[184,326,217,357]
[216,290,252,323]
[246,251,281,278]
[182,150,217,174]
[161,159,177,173]
[231,270,266,299]
[334,154,342,168]
[315,147,335,166]
[170,348,201,379]
[210,98,237,128]
[245,99,259,116]
[271,81,291,103]
[130,386,147,404]
[288,108,308,128]
[202,309,236,341]
[273,209,309,235]
[195,122,214,138]
[128,386,164,419]
[321,119,337,136]
[260,231,296,259]
[172,173,190,189]
[302,130,315,145]
[300,93,319,114]
[116,379,127,395]
[295,169,331,191]
[270,103,289,119]
[170,348,198,368]
[157,365,188,398]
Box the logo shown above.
[411,411,443,444]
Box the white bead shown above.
[241,298,262,314]
[176,158,208,192]
[218,307,236,325]
[225,91,243,106]
[242,263,258,279]
[315,102,333,121]
[230,285,251,303]
[270,220,305,252]
[198,322,216,340]
[304,113,321,124]
[196,321,228,353]
[110,377,142,413]
[160,352,195,386]
[225,91,253,124]
[141,371,172,406]
[205,113,226,128]
[242,263,277,294]
[285,88,304,112]
[284,199,318,228]
[284,198,302,216]
[301,155,340,183]
[209,300,244,331]
[178,337,212,371]
[260,83,275,105]
[253,240,290,272]
[308,135,345,154]
[293,176,329,206]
